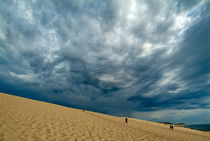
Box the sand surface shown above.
[0,93,210,141]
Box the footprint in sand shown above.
[0,133,5,141]
[0,123,3,129]
[32,134,43,141]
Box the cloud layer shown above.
[0,0,210,123]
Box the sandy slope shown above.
[0,93,210,141]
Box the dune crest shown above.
[0,93,210,141]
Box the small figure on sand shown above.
[125,117,128,123]
[82,108,85,112]
[169,124,174,130]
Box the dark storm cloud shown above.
[0,0,210,123]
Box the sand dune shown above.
[0,93,210,141]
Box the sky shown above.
[0,0,210,124]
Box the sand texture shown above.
[0,93,210,141]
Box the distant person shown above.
[125,117,128,123]
[82,108,85,112]
[170,124,174,130]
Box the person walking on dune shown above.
[170,124,174,130]
[125,117,128,123]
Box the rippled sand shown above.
[0,93,210,141]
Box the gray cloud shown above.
[0,0,210,123]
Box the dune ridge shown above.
[0,93,210,141]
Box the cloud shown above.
[9,72,39,83]
[0,0,210,123]
[131,108,210,124]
